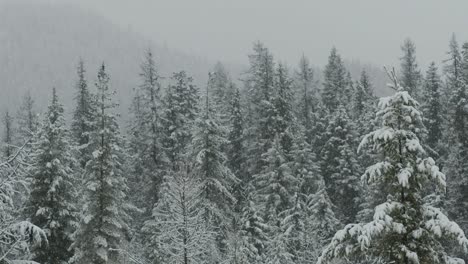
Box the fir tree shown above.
[2,110,14,159]
[318,70,468,264]
[0,141,47,263]
[322,47,347,112]
[17,90,39,143]
[161,71,199,169]
[320,106,360,222]
[244,42,276,175]
[308,178,339,262]
[400,38,422,98]
[191,73,238,231]
[253,135,298,225]
[294,55,318,143]
[71,59,95,169]
[143,165,217,264]
[128,49,165,213]
[422,62,443,151]
[26,88,78,263]
[71,64,132,264]
[353,69,375,119]
[227,87,246,202]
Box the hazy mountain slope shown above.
[0,1,213,117]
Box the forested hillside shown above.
[2,2,468,264]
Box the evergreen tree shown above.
[318,71,468,264]
[161,71,199,169]
[294,55,318,143]
[320,106,360,222]
[2,110,14,159]
[353,69,375,119]
[143,165,217,264]
[308,178,339,262]
[422,62,443,151]
[71,64,132,264]
[128,49,165,213]
[253,136,298,225]
[244,42,276,175]
[17,90,39,143]
[322,47,347,111]
[26,88,78,263]
[227,87,246,201]
[443,35,468,233]
[71,59,95,169]
[191,74,238,235]
[400,38,422,98]
[0,141,47,263]
[238,189,269,263]
[211,62,235,118]
[273,63,295,153]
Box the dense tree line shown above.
[2,35,468,263]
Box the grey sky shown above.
[10,0,468,68]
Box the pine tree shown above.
[143,165,217,264]
[422,62,443,151]
[71,64,132,264]
[26,88,78,263]
[161,71,199,169]
[322,47,347,112]
[71,59,95,169]
[2,110,14,159]
[17,90,39,143]
[320,105,360,222]
[400,38,422,98]
[318,70,468,264]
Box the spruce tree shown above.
[2,110,14,159]
[400,38,422,98]
[308,178,339,262]
[294,55,318,143]
[161,71,199,169]
[320,105,360,222]
[318,71,468,264]
[191,74,238,233]
[353,69,375,119]
[71,64,132,264]
[143,165,217,264]
[128,49,165,213]
[26,88,78,263]
[17,90,39,143]
[71,59,95,169]
[422,62,443,151]
[0,141,47,263]
[322,47,347,112]
[443,35,468,233]
[227,87,246,201]
[244,42,276,175]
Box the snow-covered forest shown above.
[3,35,468,263]
[3,2,468,263]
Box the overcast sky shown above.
[9,0,468,68]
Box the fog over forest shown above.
[2,1,468,264]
